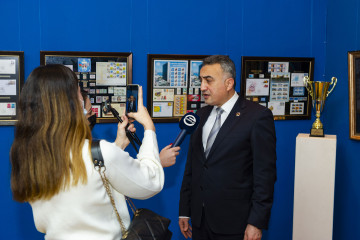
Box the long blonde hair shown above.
[10,64,92,202]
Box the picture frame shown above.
[0,51,24,125]
[348,51,360,140]
[40,51,132,123]
[240,56,314,120]
[147,54,209,123]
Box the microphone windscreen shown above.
[179,112,200,133]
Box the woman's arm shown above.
[100,131,164,200]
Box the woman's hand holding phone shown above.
[127,86,155,131]
[114,115,136,150]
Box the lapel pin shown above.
[236,112,241,117]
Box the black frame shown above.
[0,51,24,125]
[40,51,132,123]
[241,56,314,120]
[147,54,209,123]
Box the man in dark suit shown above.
[127,95,136,113]
[179,55,276,240]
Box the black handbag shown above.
[123,200,172,240]
[91,140,172,240]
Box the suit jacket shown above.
[179,97,277,234]
[127,101,136,113]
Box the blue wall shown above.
[325,0,360,239]
[2,0,357,239]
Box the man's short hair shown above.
[202,55,236,88]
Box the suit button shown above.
[200,186,203,191]
[203,164,208,169]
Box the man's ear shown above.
[225,78,235,91]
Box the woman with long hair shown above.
[10,64,164,239]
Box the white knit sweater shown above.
[30,130,164,240]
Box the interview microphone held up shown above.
[172,112,200,148]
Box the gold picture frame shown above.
[40,51,132,123]
[348,51,360,140]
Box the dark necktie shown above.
[205,108,224,158]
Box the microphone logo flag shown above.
[184,114,197,127]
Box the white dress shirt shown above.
[202,92,239,150]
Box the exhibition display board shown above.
[41,51,132,123]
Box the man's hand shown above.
[244,224,262,240]
[179,218,192,239]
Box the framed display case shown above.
[0,51,24,125]
[147,54,209,122]
[348,51,360,140]
[40,51,132,123]
[241,56,314,120]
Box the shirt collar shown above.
[217,92,238,114]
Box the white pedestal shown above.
[293,133,337,240]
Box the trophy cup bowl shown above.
[304,76,337,137]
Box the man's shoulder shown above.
[196,105,212,116]
[236,96,263,109]
[243,98,267,110]
[195,99,272,116]
[240,98,274,120]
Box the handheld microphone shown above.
[103,100,142,151]
[171,112,200,148]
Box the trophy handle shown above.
[303,76,313,96]
[326,77,337,97]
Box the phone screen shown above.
[126,84,139,113]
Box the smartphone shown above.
[126,84,139,114]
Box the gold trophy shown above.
[304,76,337,137]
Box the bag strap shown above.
[125,197,138,215]
[91,140,129,238]
[91,140,104,167]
